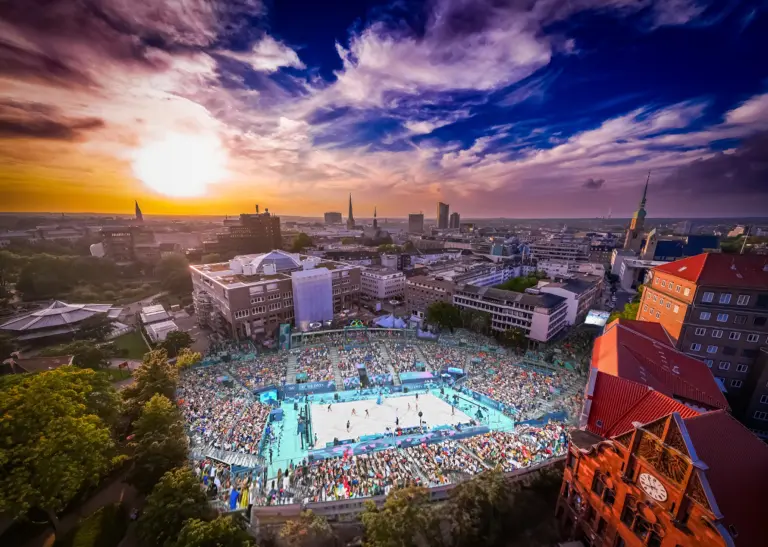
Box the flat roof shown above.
[457,284,566,308]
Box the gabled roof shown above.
[682,410,768,547]
[593,319,728,410]
[653,252,768,288]
[586,371,699,437]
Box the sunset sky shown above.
[1,0,767,218]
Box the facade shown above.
[449,212,460,229]
[453,285,567,343]
[101,226,159,263]
[537,275,604,326]
[538,260,606,279]
[361,267,406,300]
[292,268,334,331]
[635,253,768,436]
[529,238,590,263]
[190,250,361,339]
[590,244,617,265]
[436,202,449,229]
[623,178,649,253]
[203,211,281,257]
[640,231,720,262]
[408,213,424,234]
[324,212,342,225]
[405,276,455,317]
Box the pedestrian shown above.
[365,409,370,418]
[352,408,357,416]
[346,420,350,432]
[395,416,399,427]
[269,448,273,464]
[327,403,332,412]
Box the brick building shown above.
[556,319,768,547]
[635,253,768,436]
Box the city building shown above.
[202,208,281,257]
[557,321,767,547]
[529,237,590,263]
[436,202,449,229]
[727,225,748,238]
[635,253,768,436]
[536,274,604,326]
[459,222,475,234]
[146,319,179,343]
[640,229,720,261]
[538,260,606,279]
[453,285,568,343]
[140,304,171,325]
[449,212,460,229]
[0,300,123,341]
[100,225,159,263]
[589,244,617,265]
[405,276,456,318]
[324,212,342,224]
[408,213,424,234]
[190,250,361,339]
[623,176,649,253]
[346,194,356,230]
[361,267,406,300]
[611,252,667,292]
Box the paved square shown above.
[310,393,472,447]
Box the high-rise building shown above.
[408,213,424,234]
[624,175,649,252]
[203,208,281,257]
[346,193,355,229]
[449,212,460,229]
[324,212,342,224]
[135,200,143,223]
[635,253,768,436]
[436,202,449,229]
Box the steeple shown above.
[639,171,650,210]
[134,200,144,223]
[373,206,378,229]
[624,173,650,252]
[346,193,355,229]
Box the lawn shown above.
[111,330,149,360]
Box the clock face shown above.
[638,472,667,502]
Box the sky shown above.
[1,0,767,218]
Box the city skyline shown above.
[1,0,767,217]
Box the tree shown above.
[499,328,527,351]
[377,244,401,253]
[123,349,179,412]
[128,394,188,494]
[156,254,192,295]
[176,515,255,547]
[341,237,356,244]
[291,233,313,252]
[176,347,202,369]
[461,309,491,335]
[160,330,194,358]
[75,315,115,342]
[361,487,442,547]
[608,300,641,324]
[201,253,223,264]
[495,274,541,293]
[137,468,210,547]
[280,510,336,547]
[402,240,416,252]
[425,302,462,332]
[0,333,17,362]
[0,367,117,527]
[59,340,112,369]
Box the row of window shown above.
[701,359,749,372]
[646,293,681,314]
[655,277,691,297]
[701,291,751,306]
[698,311,768,327]
[694,327,763,342]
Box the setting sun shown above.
[132,133,228,197]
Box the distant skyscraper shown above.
[623,174,649,252]
[324,212,342,224]
[449,212,460,229]
[437,202,449,229]
[346,193,355,229]
[373,206,378,229]
[408,213,424,234]
[134,200,143,223]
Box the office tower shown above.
[449,212,460,229]
[408,213,424,234]
[437,202,449,229]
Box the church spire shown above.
[346,193,355,229]
[134,200,143,222]
[640,171,650,209]
[373,206,378,229]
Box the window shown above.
[723,346,737,356]
[654,278,660,285]
[690,343,701,351]
[719,293,732,304]
[737,295,750,306]
[661,280,667,288]
[747,333,760,342]
[761,395,768,404]
[676,285,681,293]
[649,308,655,314]
[755,316,767,327]
[620,496,662,546]
[712,329,723,338]
[673,305,680,313]
[731,380,743,388]
[656,311,661,319]
[704,359,713,368]
[735,315,747,324]
[666,302,671,309]
[707,345,718,354]
[719,361,730,370]
[702,291,714,303]
[684,287,691,296]
[716,313,729,322]
[729,332,741,340]
[659,298,664,305]
[755,411,768,421]
[695,328,706,336]
[643,305,648,311]
[736,364,749,373]
[700,312,711,320]
[653,294,658,302]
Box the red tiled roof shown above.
[653,252,768,288]
[592,319,729,410]
[683,410,768,547]
[586,372,700,437]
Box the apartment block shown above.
[361,267,406,300]
[405,276,455,317]
[537,274,604,326]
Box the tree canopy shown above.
[460,309,491,335]
[176,516,254,547]
[160,330,194,358]
[280,510,336,547]
[123,349,179,413]
[290,233,313,252]
[74,315,116,342]
[137,468,210,547]
[376,244,401,253]
[498,327,527,351]
[128,394,188,494]
[175,347,202,369]
[0,367,118,524]
[425,302,462,332]
[50,340,112,369]
[361,487,442,547]
[494,273,545,293]
[155,254,193,295]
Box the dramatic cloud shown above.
[0,100,105,140]
[219,36,305,72]
[583,178,606,190]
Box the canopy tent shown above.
[373,314,406,329]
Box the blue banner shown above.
[283,380,336,396]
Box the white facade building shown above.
[361,268,406,300]
[535,275,603,326]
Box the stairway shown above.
[285,353,298,384]
[328,346,345,390]
[413,344,432,372]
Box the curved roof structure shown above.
[244,250,302,273]
[0,301,122,336]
